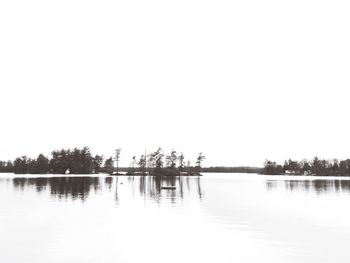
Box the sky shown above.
[0,0,350,167]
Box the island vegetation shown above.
[0,146,206,176]
[3,148,349,177]
[263,158,350,176]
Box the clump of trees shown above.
[49,147,104,174]
[13,154,49,174]
[0,146,206,176]
[125,147,205,176]
[1,147,104,174]
[0,161,14,173]
[262,160,283,175]
[263,157,350,176]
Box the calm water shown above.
[1,173,350,263]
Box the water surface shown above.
[1,173,350,263]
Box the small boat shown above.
[161,186,176,190]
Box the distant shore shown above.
[262,158,350,177]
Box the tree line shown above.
[263,157,350,176]
[0,146,205,175]
[1,147,103,174]
[202,166,262,173]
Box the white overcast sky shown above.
[0,0,350,167]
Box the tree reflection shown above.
[115,176,203,204]
[266,179,350,194]
[10,175,203,203]
[12,177,102,201]
[104,177,113,191]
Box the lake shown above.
[1,173,350,263]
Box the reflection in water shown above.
[12,177,101,201]
[266,179,350,194]
[104,176,113,191]
[3,174,350,263]
[115,176,203,204]
[8,175,203,203]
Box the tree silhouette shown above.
[114,148,121,174]
[93,155,104,174]
[138,155,146,174]
[178,152,185,171]
[196,152,205,171]
[166,150,177,169]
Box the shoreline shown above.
[2,172,350,180]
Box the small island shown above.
[0,146,206,176]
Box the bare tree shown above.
[130,155,137,174]
[114,148,121,174]
[187,160,191,173]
